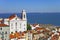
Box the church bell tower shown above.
[21,9,27,32]
[22,9,27,20]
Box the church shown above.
[4,10,27,34]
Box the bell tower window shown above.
[24,14,25,18]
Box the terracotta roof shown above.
[34,27,45,31]
[14,32,21,38]
[9,32,25,39]
[31,24,38,27]
[8,14,16,20]
[9,34,15,39]
[0,24,8,27]
[21,32,25,36]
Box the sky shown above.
[0,0,60,13]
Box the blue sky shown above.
[0,0,60,13]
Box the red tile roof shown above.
[34,27,45,31]
[0,24,8,27]
[8,14,16,20]
[9,34,15,39]
[9,32,25,39]
[14,32,21,38]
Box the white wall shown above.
[4,19,9,25]
[10,19,27,33]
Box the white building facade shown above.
[4,10,27,34]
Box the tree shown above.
[27,24,32,30]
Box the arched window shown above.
[15,22,17,27]
[24,28,25,30]
[11,23,13,27]
[24,14,25,18]
[0,28,2,30]
[20,24,21,28]
[24,24,25,26]
[5,31,7,34]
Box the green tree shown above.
[27,24,31,30]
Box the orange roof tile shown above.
[9,32,26,39]
[9,34,15,39]
[14,32,21,38]
[21,32,25,36]
[8,14,16,20]
[35,27,44,31]
[0,24,8,27]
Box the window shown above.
[20,31,21,33]
[5,32,7,34]
[16,22,17,26]
[24,24,25,26]
[11,23,13,29]
[5,35,7,37]
[5,39,6,40]
[24,28,25,30]
[15,31,17,33]
[16,23,17,30]
[2,32,4,34]
[24,15,25,18]
[11,27,13,29]
[11,23,13,26]
[0,32,1,34]
[20,24,21,28]
[11,32,13,34]
[0,28,2,30]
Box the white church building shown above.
[4,10,27,34]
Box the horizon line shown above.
[0,12,60,14]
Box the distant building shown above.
[0,18,3,24]
[27,32,33,40]
[0,24,9,40]
[30,24,40,30]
